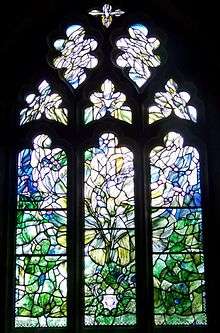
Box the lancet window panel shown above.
[15,134,68,327]
[149,132,207,326]
[84,133,136,326]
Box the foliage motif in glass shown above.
[16,256,67,327]
[116,24,160,88]
[16,210,66,255]
[89,4,125,28]
[15,134,67,327]
[148,79,197,124]
[152,208,203,253]
[84,133,136,325]
[20,80,68,125]
[53,25,98,89]
[84,79,132,124]
[150,132,207,325]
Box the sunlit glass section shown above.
[116,24,160,88]
[84,79,132,124]
[15,135,67,327]
[20,80,68,125]
[148,79,197,124]
[150,132,207,325]
[84,133,136,325]
[53,25,98,89]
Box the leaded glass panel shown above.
[53,25,98,89]
[116,24,160,87]
[15,135,67,327]
[148,79,197,124]
[84,133,136,325]
[84,79,132,124]
[150,132,207,325]
[20,80,68,125]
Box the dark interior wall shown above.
[0,0,218,331]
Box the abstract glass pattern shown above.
[17,135,67,210]
[16,210,67,255]
[148,79,197,124]
[150,132,207,325]
[53,25,98,89]
[84,79,132,124]
[153,253,206,325]
[152,208,203,253]
[116,24,160,88]
[20,80,68,125]
[16,256,67,327]
[84,133,136,325]
[89,4,125,28]
[150,132,200,208]
[15,135,67,327]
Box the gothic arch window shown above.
[5,2,211,332]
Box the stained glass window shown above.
[84,79,132,124]
[12,3,209,332]
[20,80,68,125]
[53,25,98,89]
[84,133,136,325]
[150,132,207,325]
[15,135,67,327]
[148,79,197,124]
[115,24,160,88]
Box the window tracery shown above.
[12,3,208,331]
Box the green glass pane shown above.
[15,256,67,327]
[15,135,68,328]
[16,210,66,255]
[153,253,207,325]
[17,135,67,209]
[84,133,136,325]
[152,208,203,252]
[150,132,207,326]
[84,229,136,325]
